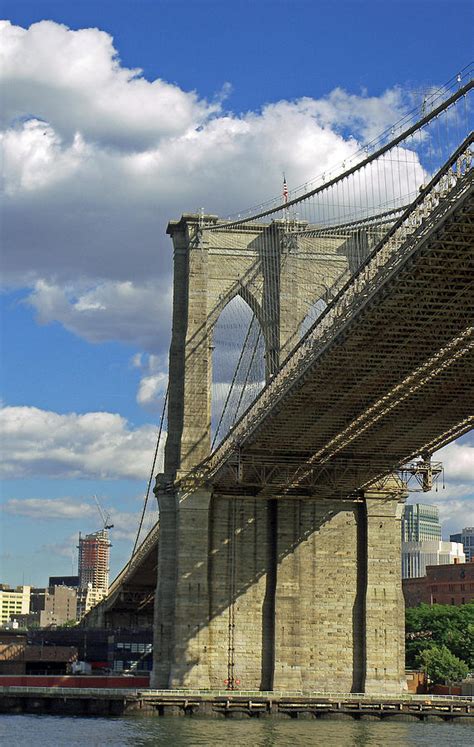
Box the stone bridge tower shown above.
[152,214,407,693]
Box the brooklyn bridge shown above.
[86,73,474,694]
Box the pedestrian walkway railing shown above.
[1,685,472,701]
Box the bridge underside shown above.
[83,542,156,629]
[207,181,473,499]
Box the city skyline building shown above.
[401,503,442,543]
[78,529,111,593]
[0,585,31,627]
[402,540,465,579]
[49,576,79,588]
[30,585,78,627]
[77,529,111,619]
[450,527,474,563]
[403,562,474,607]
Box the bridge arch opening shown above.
[211,294,265,448]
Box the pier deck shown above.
[1,687,473,720]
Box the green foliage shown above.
[419,644,468,684]
[406,602,474,672]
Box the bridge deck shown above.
[197,153,473,499]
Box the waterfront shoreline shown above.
[1,687,473,721]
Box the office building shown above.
[77,529,111,618]
[49,575,79,588]
[30,585,78,627]
[450,527,474,563]
[76,583,109,619]
[0,586,31,626]
[402,540,465,579]
[402,503,442,542]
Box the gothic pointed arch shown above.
[211,294,265,447]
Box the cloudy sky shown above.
[1,0,473,586]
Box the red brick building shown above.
[403,561,474,607]
[0,631,77,675]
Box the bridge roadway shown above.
[87,136,473,635]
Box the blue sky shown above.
[1,0,473,586]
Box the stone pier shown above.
[152,489,406,692]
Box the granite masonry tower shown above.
[151,214,407,693]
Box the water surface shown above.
[1,714,473,746]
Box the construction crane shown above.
[93,494,114,530]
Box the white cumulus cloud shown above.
[3,497,96,519]
[0,405,165,480]
[0,20,218,150]
[0,17,420,362]
[133,353,168,411]
[26,279,172,352]
[436,441,474,482]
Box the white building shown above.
[0,585,31,626]
[450,527,474,562]
[402,540,465,579]
[76,583,107,620]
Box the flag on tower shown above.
[283,175,288,203]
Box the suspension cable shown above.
[209,78,473,229]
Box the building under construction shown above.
[77,530,111,618]
[78,529,110,591]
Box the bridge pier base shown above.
[152,483,407,693]
[153,488,213,689]
[364,487,407,694]
[272,500,361,692]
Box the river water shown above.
[1,715,473,746]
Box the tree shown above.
[419,644,468,685]
[406,603,474,670]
